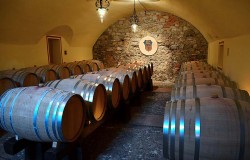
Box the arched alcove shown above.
[93,11,208,84]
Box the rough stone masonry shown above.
[93,11,208,85]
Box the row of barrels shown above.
[176,61,237,88]
[163,61,250,160]
[0,60,153,118]
[0,60,105,95]
[0,61,153,143]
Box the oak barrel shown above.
[88,60,105,71]
[46,65,71,79]
[74,73,121,109]
[122,65,144,90]
[0,70,39,87]
[98,68,131,101]
[87,60,104,71]
[181,61,208,67]
[117,67,138,94]
[182,65,213,71]
[63,63,83,75]
[181,63,213,72]
[144,63,152,77]
[147,63,152,77]
[180,70,220,75]
[129,64,149,84]
[182,61,207,67]
[0,86,86,142]
[0,77,17,95]
[75,61,91,73]
[171,84,249,102]
[179,72,225,80]
[175,77,237,88]
[45,79,107,121]
[150,62,153,76]
[163,97,250,160]
[133,62,152,78]
[22,67,58,83]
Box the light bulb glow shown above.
[131,23,138,32]
[98,8,106,23]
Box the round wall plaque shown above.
[139,36,158,56]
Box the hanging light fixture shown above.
[95,0,110,23]
[130,0,139,32]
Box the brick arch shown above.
[93,11,208,83]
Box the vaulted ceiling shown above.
[0,0,250,47]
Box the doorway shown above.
[47,36,62,65]
[217,41,224,70]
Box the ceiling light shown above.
[96,0,110,23]
[130,0,139,32]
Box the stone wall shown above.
[93,11,208,84]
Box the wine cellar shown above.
[0,0,250,160]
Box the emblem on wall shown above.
[139,36,158,55]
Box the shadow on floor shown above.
[79,90,170,160]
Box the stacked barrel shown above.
[0,86,86,142]
[163,60,250,159]
[0,60,103,96]
[45,78,107,122]
[0,59,153,144]
[0,70,40,93]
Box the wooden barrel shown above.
[180,63,199,71]
[0,70,39,87]
[97,68,131,101]
[63,63,83,75]
[45,79,107,122]
[87,60,104,71]
[0,86,86,142]
[183,65,213,71]
[175,77,237,88]
[74,74,121,109]
[146,62,153,77]
[182,61,207,66]
[150,62,153,76]
[0,77,16,135]
[171,84,249,102]
[89,60,105,71]
[22,67,58,83]
[180,70,220,75]
[117,67,138,94]
[180,63,213,72]
[46,65,71,79]
[179,72,225,80]
[0,77,17,95]
[146,63,152,78]
[163,97,250,160]
[181,61,208,68]
[147,63,152,77]
[140,65,149,85]
[134,62,152,78]
[131,63,149,84]
[123,65,144,90]
[75,61,91,73]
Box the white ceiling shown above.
[0,0,250,47]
